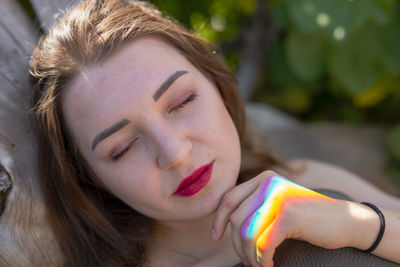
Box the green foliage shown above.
[152,0,400,125]
[16,0,35,19]
[16,0,400,124]
[387,125,400,162]
[385,125,400,188]
[260,0,400,122]
[150,0,255,46]
[387,158,400,189]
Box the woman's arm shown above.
[274,158,400,210]
[212,171,400,266]
[277,159,400,262]
[350,202,400,264]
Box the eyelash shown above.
[111,93,198,163]
[112,142,134,163]
[169,93,198,113]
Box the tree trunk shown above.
[30,0,80,33]
[0,0,64,265]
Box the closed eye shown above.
[111,141,135,163]
[111,93,198,164]
[169,93,198,113]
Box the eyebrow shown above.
[153,70,188,101]
[91,70,189,151]
[91,118,130,151]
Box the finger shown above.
[240,175,283,240]
[229,176,281,264]
[240,175,302,266]
[230,218,252,266]
[212,178,259,240]
[241,193,282,267]
[256,216,287,267]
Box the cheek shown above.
[195,89,237,137]
[208,98,240,147]
[91,159,155,204]
[202,95,241,167]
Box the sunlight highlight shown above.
[240,175,334,260]
[316,13,331,27]
[333,26,346,41]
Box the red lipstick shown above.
[173,161,214,197]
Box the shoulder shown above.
[274,158,359,190]
[272,158,400,210]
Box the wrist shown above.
[347,201,381,250]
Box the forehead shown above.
[61,36,196,151]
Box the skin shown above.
[212,168,400,266]
[62,36,400,266]
[62,36,242,266]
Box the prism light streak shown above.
[240,175,334,260]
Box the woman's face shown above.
[62,37,241,222]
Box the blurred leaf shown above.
[210,0,231,17]
[374,0,397,14]
[387,158,400,188]
[353,80,391,108]
[338,106,365,124]
[271,4,290,29]
[258,87,311,114]
[234,0,255,15]
[387,125,400,162]
[348,0,393,31]
[285,31,325,81]
[189,12,215,41]
[286,0,351,33]
[377,23,400,75]
[281,87,311,113]
[151,0,400,124]
[190,12,206,29]
[328,24,383,93]
[269,44,304,86]
[285,0,393,33]
[16,0,35,18]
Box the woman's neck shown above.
[146,212,240,267]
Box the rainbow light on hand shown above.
[240,175,334,260]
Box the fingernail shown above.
[211,228,217,240]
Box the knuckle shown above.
[221,192,236,210]
[262,170,278,178]
[281,201,298,217]
[258,170,280,182]
[239,226,254,242]
[278,203,299,228]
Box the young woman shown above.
[29,0,400,266]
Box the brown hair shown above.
[30,0,277,266]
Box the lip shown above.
[173,161,214,197]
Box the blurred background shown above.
[17,0,400,190]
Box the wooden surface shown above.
[0,0,64,265]
[30,0,80,32]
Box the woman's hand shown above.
[211,171,371,267]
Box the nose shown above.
[150,124,192,170]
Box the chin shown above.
[196,177,237,219]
